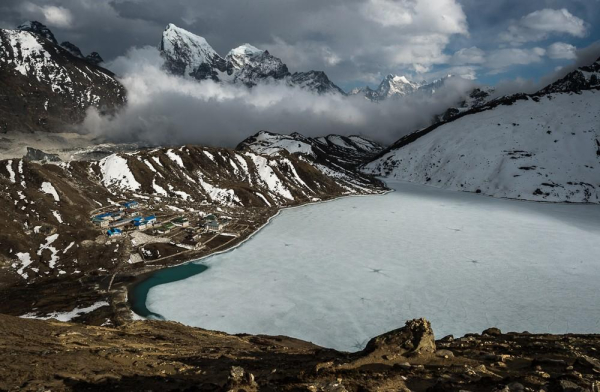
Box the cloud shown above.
[23,3,73,28]
[491,40,600,96]
[547,42,577,59]
[450,47,485,65]
[1,0,597,88]
[499,8,587,45]
[486,47,546,73]
[83,46,476,147]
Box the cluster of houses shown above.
[94,200,232,240]
[92,200,158,236]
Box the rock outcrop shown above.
[362,318,436,357]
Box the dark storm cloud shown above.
[1,0,471,84]
[1,0,598,85]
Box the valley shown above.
[0,11,599,391]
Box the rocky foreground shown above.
[1,316,599,392]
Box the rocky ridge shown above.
[1,315,598,391]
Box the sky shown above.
[1,0,599,91]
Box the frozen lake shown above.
[145,181,600,352]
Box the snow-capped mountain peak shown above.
[226,43,265,68]
[17,21,57,45]
[158,24,345,94]
[224,43,289,86]
[390,75,411,84]
[160,23,226,80]
[378,74,420,97]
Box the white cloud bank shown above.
[83,46,476,147]
[500,8,587,45]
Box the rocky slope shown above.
[0,22,126,133]
[0,137,385,318]
[1,315,598,391]
[362,57,600,203]
[159,24,345,95]
[238,131,384,193]
[238,130,382,167]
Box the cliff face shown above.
[0,315,598,391]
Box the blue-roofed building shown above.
[110,211,124,220]
[144,215,157,226]
[120,201,140,209]
[133,221,148,230]
[107,228,123,237]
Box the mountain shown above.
[350,74,456,102]
[362,57,600,203]
[376,75,420,99]
[0,22,126,133]
[159,24,345,95]
[225,43,289,87]
[288,71,347,95]
[159,23,227,81]
[237,131,383,194]
[238,130,383,174]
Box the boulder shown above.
[362,318,436,357]
[483,327,502,336]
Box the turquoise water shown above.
[130,262,208,319]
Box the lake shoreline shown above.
[125,188,393,321]
[138,180,600,351]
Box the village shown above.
[89,199,252,265]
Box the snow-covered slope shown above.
[238,131,384,192]
[160,24,227,81]
[224,44,289,87]
[0,22,125,133]
[363,58,600,203]
[159,24,345,95]
[239,131,382,167]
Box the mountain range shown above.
[1,19,598,206]
[349,74,462,102]
[0,20,493,136]
[160,23,346,95]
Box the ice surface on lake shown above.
[147,181,600,352]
